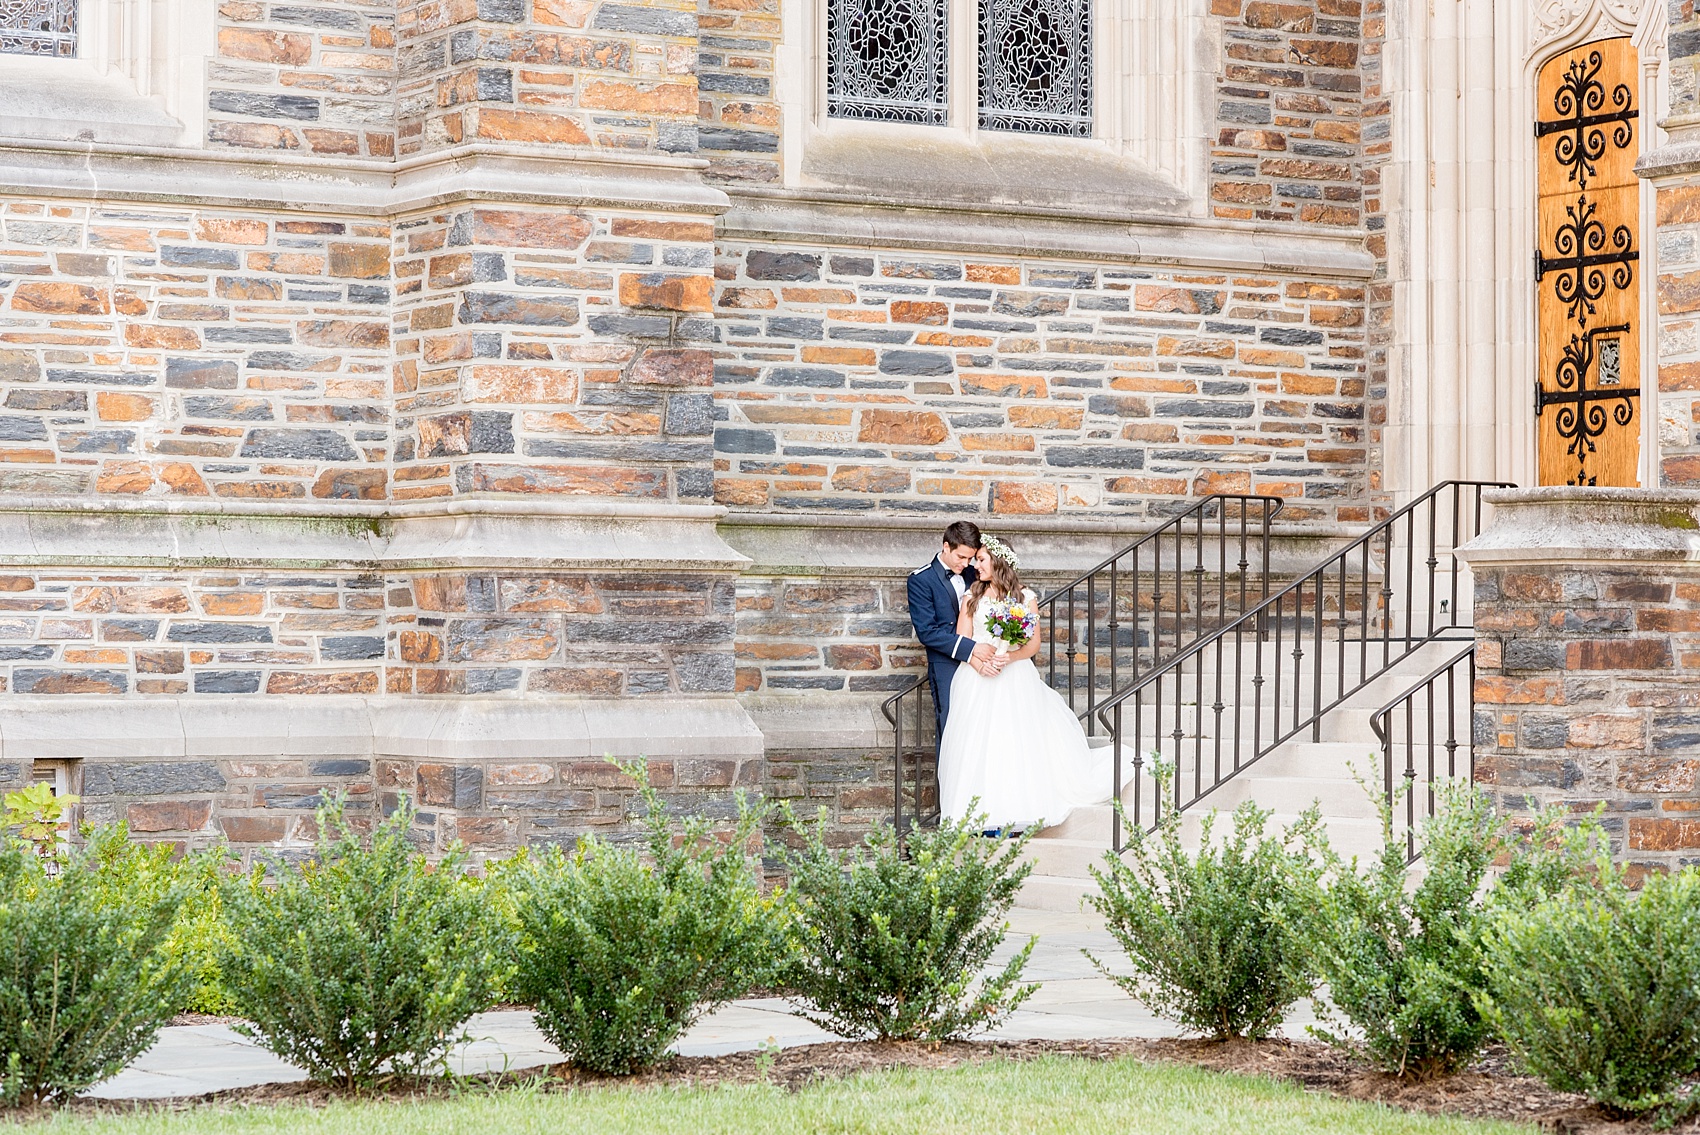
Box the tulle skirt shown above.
[937,656,1115,830]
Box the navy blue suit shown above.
[907,557,980,742]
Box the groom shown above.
[908,520,1004,742]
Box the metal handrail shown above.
[1371,643,1476,863]
[1093,479,1513,850]
[882,493,1284,836]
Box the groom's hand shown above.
[970,643,1003,675]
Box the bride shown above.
[937,535,1114,832]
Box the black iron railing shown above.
[1371,644,1476,863]
[882,494,1284,835]
[1093,480,1512,850]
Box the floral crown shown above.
[982,534,1019,568]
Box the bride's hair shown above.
[966,537,1023,617]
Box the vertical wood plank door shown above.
[1535,38,1641,487]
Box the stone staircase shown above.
[1016,636,1469,910]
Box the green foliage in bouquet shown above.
[780,808,1037,1042]
[504,763,780,1076]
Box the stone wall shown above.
[1462,489,1700,876]
[710,242,1373,526]
[1209,0,1379,230]
[0,202,394,501]
[210,1,399,156]
[0,0,1393,855]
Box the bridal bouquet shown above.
[983,598,1037,654]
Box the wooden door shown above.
[1535,38,1642,487]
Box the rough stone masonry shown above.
[0,0,1388,858]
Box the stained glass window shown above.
[0,0,78,57]
[827,0,949,125]
[979,0,1092,136]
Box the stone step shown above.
[1204,774,1384,820]
[1016,872,1100,912]
[1177,811,1388,859]
[1022,836,1114,880]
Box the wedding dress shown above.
[937,588,1116,831]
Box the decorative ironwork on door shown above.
[1535,39,1641,487]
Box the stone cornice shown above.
[719,190,1377,278]
[1460,487,1700,566]
[0,140,730,216]
[0,497,750,572]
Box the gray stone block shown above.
[240,429,359,461]
[168,623,273,644]
[83,761,227,797]
[194,671,262,693]
[747,251,821,282]
[208,91,320,120]
[321,636,385,661]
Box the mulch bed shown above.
[54,1035,1700,1132]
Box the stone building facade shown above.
[0,0,1695,860]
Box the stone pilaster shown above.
[1460,488,1700,875]
[1636,9,1700,487]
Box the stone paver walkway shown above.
[89,907,1318,1100]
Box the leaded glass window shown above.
[827,0,949,125]
[979,0,1091,136]
[1,0,78,57]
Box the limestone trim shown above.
[0,696,765,761]
[0,140,729,216]
[717,196,1376,278]
[1384,0,1667,501]
[0,0,212,147]
[1459,486,1700,564]
[0,500,752,572]
[721,518,1352,580]
[775,0,1212,215]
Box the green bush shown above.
[1305,782,1504,1079]
[504,768,778,1076]
[0,827,191,1106]
[82,832,235,1017]
[1306,785,1599,1081]
[780,809,1037,1042]
[1087,800,1324,1039]
[1482,865,1700,1117]
[218,795,508,1088]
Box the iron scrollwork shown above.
[1533,49,1634,190]
[1535,324,1637,487]
[1534,195,1636,328]
[1534,44,1640,486]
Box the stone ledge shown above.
[0,696,763,762]
[0,498,750,572]
[744,692,893,753]
[0,141,728,217]
[1459,487,1700,567]
[722,194,1376,278]
[721,515,1351,579]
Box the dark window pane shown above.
[828,0,950,125]
[979,0,1092,136]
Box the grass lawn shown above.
[42,1056,1533,1135]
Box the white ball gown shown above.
[937,588,1116,830]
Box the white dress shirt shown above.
[938,555,967,601]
